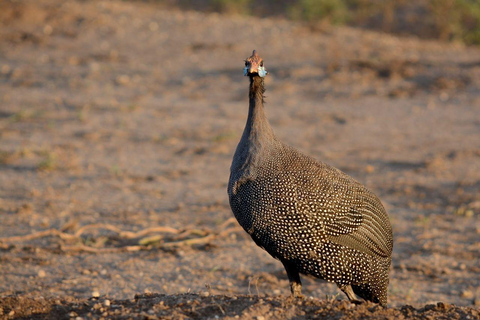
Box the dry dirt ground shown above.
[1,0,480,319]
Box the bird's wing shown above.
[286,146,393,258]
[305,161,392,258]
[324,189,392,258]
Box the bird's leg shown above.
[281,260,304,299]
[340,285,362,305]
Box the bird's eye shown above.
[260,61,264,67]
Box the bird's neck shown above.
[243,76,275,145]
[231,76,276,174]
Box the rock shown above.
[461,290,474,299]
[436,302,451,311]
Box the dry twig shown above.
[0,219,242,253]
[0,228,77,242]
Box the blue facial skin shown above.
[244,66,268,77]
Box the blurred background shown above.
[0,0,479,309]
[166,0,480,45]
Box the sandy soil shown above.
[0,0,480,319]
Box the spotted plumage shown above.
[228,50,393,306]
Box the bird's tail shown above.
[352,284,387,307]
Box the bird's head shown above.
[244,50,268,78]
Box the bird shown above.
[227,50,393,306]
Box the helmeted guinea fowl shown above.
[228,50,393,306]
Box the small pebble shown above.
[1,65,10,74]
[92,291,100,298]
[68,56,80,66]
[436,302,451,311]
[38,270,46,278]
[465,209,474,217]
[461,290,474,299]
[43,25,53,35]
[149,22,159,31]
[116,75,130,85]
[104,300,111,307]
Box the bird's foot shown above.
[290,293,305,300]
[349,299,363,305]
[290,282,304,299]
[339,284,365,306]
[286,293,305,304]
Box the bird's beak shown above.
[248,61,259,74]
[244,61,267,77]
[244,62,258,76]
